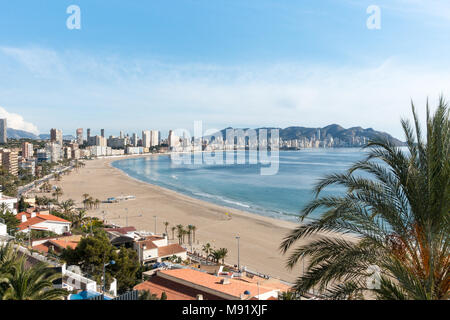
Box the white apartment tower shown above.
[142,130,151,148]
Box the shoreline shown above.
[49,155,351,283]
[109,155,303,224]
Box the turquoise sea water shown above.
[111,149,368,222]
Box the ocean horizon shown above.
[111,149,370,222]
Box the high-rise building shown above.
[119,131,123,139]
[87,135,107,147]
[0,119,7,144]
[46,142,62,163]
[150,130,160,147]
[142,130,151,148]
[101,129,105,138]
[76,128,83,145]
[50,128,63,145]
[87,128,91,140]
[22,142,34,159]
[0,149,18,176]
[132,133,138,147]
[168,130,180,149]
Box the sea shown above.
[111,149,369,222]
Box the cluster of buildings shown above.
[280,130,369,150]
[42,128,164,159]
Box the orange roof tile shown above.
[17,212,71,231]
[158,244,186,257]
[136,239,158,249]
[159,269,280,299]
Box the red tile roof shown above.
[134,276,224,300]
[158,244,186,257]
[17,212,71,231]
[158,269,283,300]
[136,239,158,249]
[104,226,137,234]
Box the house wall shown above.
[0,222,6,236]
[21,221,70,235]
[0,198,17,214]
[142,248,158,261]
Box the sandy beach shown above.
[46,155,328,283]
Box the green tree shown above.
[17,196,29,212]
[280,98,449,300]
[61,233,140,293]
[1,210,20,235]
[111,246,140,294]
[0,243,68,300]
[61,233,116,286]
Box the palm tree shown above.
[217,248,228,265]
[171,226,176,240]
[1,260,68,300]
[0,203,8,214]
[0,243,68,300]
[94,199,101,209]
[70,209,87,229]
[164,222,170,236]
[280,98,449,300]
[191,225,197,243]
[202,243,212,259]
[57,199,75,219]
[176,225,184,245]
[0,243,19,279]
[52,187,63,202]
[209,248,227,264]
[82,193,90,208]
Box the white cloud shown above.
[0,106,39,134]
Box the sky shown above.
[0,0,449,139]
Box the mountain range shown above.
[211,124,404,146]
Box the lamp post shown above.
[103,260,115,294]
[153,215,157,234]
[235,236,240,272]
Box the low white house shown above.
[0,220,6,236]
[0,190,17,214]
[133,235,187,264]
[16,211,71,235]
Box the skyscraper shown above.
[76,128,83,145]
[0,119,7,144]
[0,149,18,176]
[142,130,151,148]
[50,128,63,145]
[87,128,91,140]
[101,129,105,138]
[22,142,34,159]
[150,130,160,147]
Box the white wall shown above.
[20,221,70,235]
[0,222,7,236]
[0,198,17,214]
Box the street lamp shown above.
[235,236,240,272]
[153,215,157,234]
[103,260,115,294]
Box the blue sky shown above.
[0,0,449,139]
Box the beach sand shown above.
[46,155,329,283]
